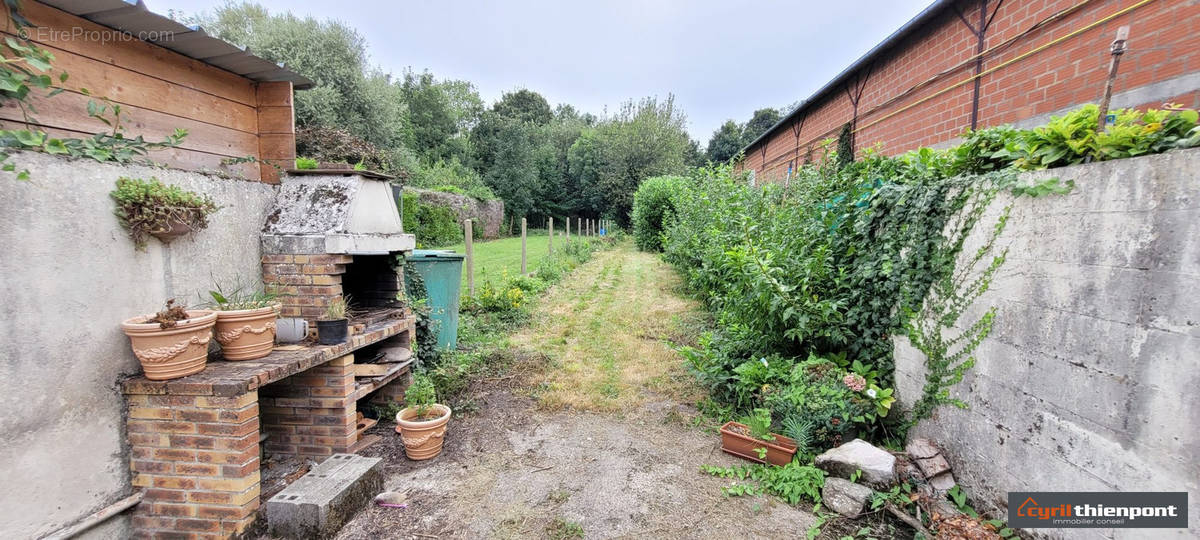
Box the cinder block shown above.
[266,453,383,538]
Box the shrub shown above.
[631,175,683,251]
[400,192,463,247]
[406,157,497,201]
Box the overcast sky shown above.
[154,0,932,144]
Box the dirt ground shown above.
[338,387,816,539]
[333,246,819,539]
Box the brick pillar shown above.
[126,392,261,538]
[262,254,351,322]
[260,354,358,457]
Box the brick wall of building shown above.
[743,0,1200,181]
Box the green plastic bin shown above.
[405,249,465,351]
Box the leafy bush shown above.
[400,192,463,247]
[406,157,497,201]
[294,156,318,169]
[110,177,219,250]
[631,175,683,251]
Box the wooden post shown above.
[566,217,570,241]
[464,219,474,296]
[1096,26,1130,135]
[521,217,527,275]
[548,217,554,255]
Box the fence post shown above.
[566,216,570,241]
[521,217,527,275]
[465,219,474,297]
[548,217,554,255]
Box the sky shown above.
[154,0,933,145]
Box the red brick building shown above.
[740,0,1200,182]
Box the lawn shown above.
[434,231,564,290]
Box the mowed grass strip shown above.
[513,242,707,412]
[436,231,566,289]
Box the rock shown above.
[907,438,952,478]
[814,439,896,488]
[373,491,407,507]
[906,438,940,459]
[928,471,956,491]
[822,477,874,517]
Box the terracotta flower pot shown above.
[121,310,217,380]
[395,404,451,460]
[719,421,798,466]
[213,304,279,361]
[149,216,194,244]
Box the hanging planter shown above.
[110,177,219,250]
[121,300,216,380]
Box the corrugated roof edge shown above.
[37,0,315,89]
[738,0,949,156]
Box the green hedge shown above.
[631,175,683,252]
[401,192,463,248]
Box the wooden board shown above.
[348,434,382,454]
[353,363,394,377]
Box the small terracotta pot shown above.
[395,404,451,460]
[213,304,279,361]
[719,421,798,466]
[121,310,217,380]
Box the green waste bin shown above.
[405,249,465,351]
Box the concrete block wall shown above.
[894,148,1200,539]
[0,152,276,538]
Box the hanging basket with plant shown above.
[110,176,219,249]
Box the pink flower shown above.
[843,373,867,392]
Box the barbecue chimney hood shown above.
[261,171,415,255]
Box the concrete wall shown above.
[0,152,276,538]
[894,148,1200,539]
[410,188,505,239]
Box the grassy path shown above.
[513,242,708,412]
[340,241,817,539]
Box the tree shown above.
[592,95,690,227]
[493,89,552,125]
[742,107,782,144]
[706,120,745,163]
[401,70,458,163]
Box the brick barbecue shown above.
[121,170,417,538]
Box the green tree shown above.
[742,107,782,145]
[706,120,745,163]
[493,89,553,125]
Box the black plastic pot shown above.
[316,318,348,345]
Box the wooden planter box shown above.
[719,421,798,466]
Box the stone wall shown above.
[0,152,276,538]
[410,187,504,239]
[894,148,1200,539]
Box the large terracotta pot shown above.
[395,404,451,460]
[719,421,798,466]
[121,310,217,380]
[214,304,279,360]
